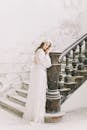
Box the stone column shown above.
[45,52,64,123]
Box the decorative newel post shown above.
[45,52,65,123]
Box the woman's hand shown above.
[45,46,52,54]
[45,48,50,54]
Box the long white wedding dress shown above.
[23,48,51,123]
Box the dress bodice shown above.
[33,49,51,70]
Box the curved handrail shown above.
[58,33,87,63]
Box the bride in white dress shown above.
[23,41,52,123]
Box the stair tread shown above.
[7,94,27,103]
[59,88,71,91]
[71,76,84,81]
[72,75,83,78]
[77,69,87,73]
[22,81,31,85]
[64,82,77,85]
[16,89,28,94]
[16,89,28,98]
[0,97,25,112]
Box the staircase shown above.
[58,33,87,104]
[0,33,87,120]
[0,81,29,117]
[46,33,87,113]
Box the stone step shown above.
[71,75,84,82]
[44,111,65,123]
[16,89,28,98]
[64,81,77,85]
[77,69,87,73]
[59,88,71,96]
[7,94,26,106]
[21,81,30,90]
[64,82,77,90]
[0,97,24,117]
[77,69,87,76]
[59,88,71,92]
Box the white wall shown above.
[0,0,87,59]
[61,81,87,112]
[0,0,63,52]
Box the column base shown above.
[44,111,65,123]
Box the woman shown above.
[23,41,52,123]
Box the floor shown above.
[0,107,87,130]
